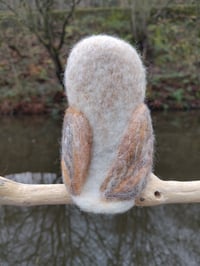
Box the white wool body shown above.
[64,35,146,214]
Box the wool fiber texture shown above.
[62,35,153,214]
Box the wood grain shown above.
[0,174,200,207]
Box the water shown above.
[0,116,61,176]
[0,111,199,266]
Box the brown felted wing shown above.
[100,103,154,201]
[61,107,92,195]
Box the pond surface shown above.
[0,111,199,266]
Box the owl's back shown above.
[64,35,146,150]
[62,35,151,213]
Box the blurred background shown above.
[0,1,199,265]
[0,0,199,114]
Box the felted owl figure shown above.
[61,35,154,214]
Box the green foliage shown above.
[171,89,184,103]
[73,7,131,38]
[0,4,199,113]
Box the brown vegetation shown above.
[0,2,199,114]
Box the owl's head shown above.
[64,35,146,116]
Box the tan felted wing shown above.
[61,107,92,195]
[100,103,154,201]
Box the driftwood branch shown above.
[135,174,200,206]
[0,176,71,206]
[0,174,199,207]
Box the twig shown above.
[0,174,199,207]
[0,176,71,206]
[135,174,200,206]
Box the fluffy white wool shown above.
[64,35,146,214]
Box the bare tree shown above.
[0,0,81,87]
[129,0,170,58]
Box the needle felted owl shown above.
[61,35,154,214]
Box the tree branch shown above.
[135,174,200,206]
[0,176,71,206]
[57,0,81,51]
[0,0,80,86]
[0,174,199,207]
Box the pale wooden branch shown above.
[0,174,200,207]
[0,176,71,206]
[135,174,200,206]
